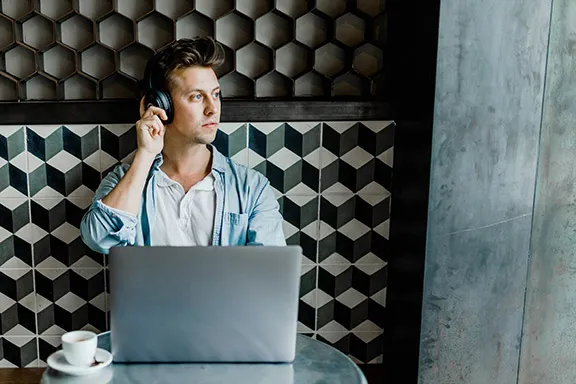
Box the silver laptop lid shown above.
[108,246,302,363]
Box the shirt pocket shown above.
[221,212,249,245]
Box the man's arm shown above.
[80,98,168,254]
[246,179,287,246]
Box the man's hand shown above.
[136,96,168,156]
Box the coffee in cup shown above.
[61,330,98,367]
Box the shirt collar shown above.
[151,143,226,174]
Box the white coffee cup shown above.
[61,330,98,367]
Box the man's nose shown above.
[205,96,219,115]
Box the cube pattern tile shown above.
[0,1,386,100]
[0,121,393,365]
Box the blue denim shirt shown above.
[80,144,286,254]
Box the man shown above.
[80,37,286,254]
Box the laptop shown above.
[108,245,302,363]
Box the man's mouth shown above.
[202,122,218,128]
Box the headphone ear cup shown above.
[144,89,174,125]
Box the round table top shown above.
[41,333,367,384]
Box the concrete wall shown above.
[419,0,552,382]
[518,1,576,383]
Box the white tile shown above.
[356,263,385,275]
[0,360,17,368]
[303,147,322,168]
[250,122,282,135]
[0,226,12,243]
[36,257,67,269]
[36,268,66,280]
[300,290,315,307]
[336,288,367,308]
[55,292,86,313]
[0,197,28,214]
[41,325,66,336]
[72,267,102,279]
[318,320,348,334]
[218,122,245,134]
[320,264,349,277]
[32,198,62,210]
[39,336,61,347]
[4,324,34,336]
[0,157,7,168]
[100,151,118,171]
[297,322,314,334]
[0,268,30,280]
[340,147,373,169]
[32,186,64,199]
[89,293,106,311]
[2,335,34,347]
[83,150,101,171]
[320,253,350,265]
[1,257,30,269]
[18,292,36,312]
[358,182,391,196]
[377,146,393,167]
[352,320,381,334]
[230,148,249,167]
[28,125,61,139]
[16,223,48,244]
[52,222,80,244]
[301,220,319,240]
[36,294,52,312]
[318,147,338,167]
[353,332,381,343]
[71,256,101,269]
[0,292,16,311]
[323,122,355,133]
[64,125,98,137]
[247,149,265,167]
[46,151,81,173]
[360,121,394,133]
[339,219,370,240]
[285,183,316,196]
[370,288,386,307]
[358,194,387,206]
[67,188,95,201]
[323,183,353,194]
[286,122,319,134]
[102,124,133,137]
[318,221,335,240]
[322,193,352,207]
[10,152,27,172]
[0,186,27,199]
[0,126,24,137]
[282,221,299,239]
[268,148,300,170]
[356,253,385,265]
[373,220,389,239]
[316,289,333,308]
[27,153,44,172]
[284,193,315,206]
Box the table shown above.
[40,332,368,383]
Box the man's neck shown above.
[160,139,213,190]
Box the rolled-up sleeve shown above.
[246,178,286,246]
[80,165,139,254]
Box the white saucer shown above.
[47,348,113,376]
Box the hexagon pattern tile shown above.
[0,120,393,366]
[0,0,385,100]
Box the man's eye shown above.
[191,94,202,101]
[214,92,220,99]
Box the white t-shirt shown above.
[151,169,216,246]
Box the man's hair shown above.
[151,37,225,92]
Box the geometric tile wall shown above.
[0,121,393,367]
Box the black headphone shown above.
[141,52,175,125]
[141,43,223,126]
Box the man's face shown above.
[166,66,221,145]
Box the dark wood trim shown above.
[0,100,393,124]
[382,0,440,382]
